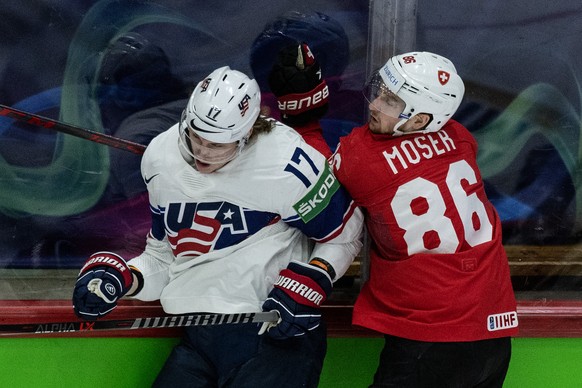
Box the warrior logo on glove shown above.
[273,269,327,307]
[72,251,134,320]
[262,260,333,340]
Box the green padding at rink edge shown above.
[0,337,582,387]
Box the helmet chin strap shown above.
[238,132,251,149]
[391,114,435,136]
[178,135,196,166]
[391,118,409,136]
[178,129,252,169]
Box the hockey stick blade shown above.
[0,311,280,336]
[0,103,146,155]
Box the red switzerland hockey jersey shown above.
[333,119,518,341]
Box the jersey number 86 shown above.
[392,160,493,255]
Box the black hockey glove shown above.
[72,252,134,321]
[261,260,332,340]
[268,42,329,127]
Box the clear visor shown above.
[363,72,410,120]
[179,114,240,165]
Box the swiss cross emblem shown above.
[438,70,450,85]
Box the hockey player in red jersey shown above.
[332,52,518,387]
[267,42,332,158]
[72,66,362,387]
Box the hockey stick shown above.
[0,311,279,336]
[0,103,147,155]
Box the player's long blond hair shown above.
[249,116,275,139]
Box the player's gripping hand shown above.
[261,260,332,340]
[72,251,133,321]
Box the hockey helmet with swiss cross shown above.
[365,51,465,135]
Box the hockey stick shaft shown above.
[0,311,279,336]
[0,103,146,155]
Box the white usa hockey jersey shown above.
[128,122,363,314]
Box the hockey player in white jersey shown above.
[72,66,363,387]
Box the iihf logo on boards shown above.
[487,311,518,331]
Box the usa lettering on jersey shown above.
[164,201,278,258]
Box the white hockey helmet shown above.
[179,66,261,164]
[365,51,465,135]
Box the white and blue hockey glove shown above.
[261,260,332,340]
[72,251,134,321]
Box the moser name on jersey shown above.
[383,129,456,174]
[274,275,325,306]
[487,311,518,331]
[294,166,340,222]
